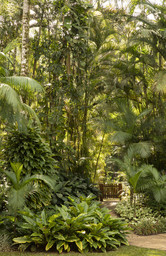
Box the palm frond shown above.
[154,71,166,93]
[0,76,44,93]
[153,187,164,203]
[0,66,9,77]
[4,170,17,188]
[139,164,160,180]
[111,131,132,144]
[136,108,152,119]
[0,83,22,111]
[22,174,54,190]
[8,186,31,211]
[0,52,13,65]
[22,103,41,128]
[132,141,152,158]
[0,52,8,61]
[3,39,19,54]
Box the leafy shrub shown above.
[143,196,166,217]
[115,200,166,235]
[115,200,156,223]
[51,173,99,206]
[13,197,129,253]
[0,180,7,212]
[3,127,58,175]
[131,216,166,236]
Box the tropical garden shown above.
[0,0,166,254]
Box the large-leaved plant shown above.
[13,196,129,253]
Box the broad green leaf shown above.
[48,214,60,222]
[75,240,83,251]
[64,242,69,251]
[57,241,64,251]
[13,236,32,244]
[129,170,142,191]
[10,162,23,183]
[45,240,55,251]
[41,210,47,225]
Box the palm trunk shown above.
[33,1,46,78]
[21,0,30,76]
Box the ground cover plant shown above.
[13,197,129,253]
[115,199,166,235]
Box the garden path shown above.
[102,199,166,251]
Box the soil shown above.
[101,199,166,251]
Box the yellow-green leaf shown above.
[45,240,55,251]
[76,241,83,251]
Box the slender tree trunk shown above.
[93,132,105,181]
[114,0,119,9]
[21,0,30,76]
[82,88,89,156]
[33,0,46,78]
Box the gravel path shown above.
[101,199,166,251]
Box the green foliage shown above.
[51,173,99,206]
[115,200,166,235]
[131,216,166,236]
[137,164,166,204]
[3,162,54,212]
[0,179,7,212]
[0,52,43,128]
[13,197,129,253]
[3,127,58,175]
[0,234,12,252]
[115,200,156,223]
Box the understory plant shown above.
[115,199,166,235]
[3,162,54,213]
[3,127,58,175]
[51,173,99,206]
[131,216,166,235]
[0,234,12,252]
[13,196,129,253]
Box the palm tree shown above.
[4,162,54,212]
[137,164,166,203]
[110,100,152,157]
[0,51,44,128]
[21,0,30,76]
[114,146,143,206]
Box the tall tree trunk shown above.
[81,88,88,157]
[21,0,30,76]
[93,132,105,182]
[33,0,46,78]
[114,0,119,9]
